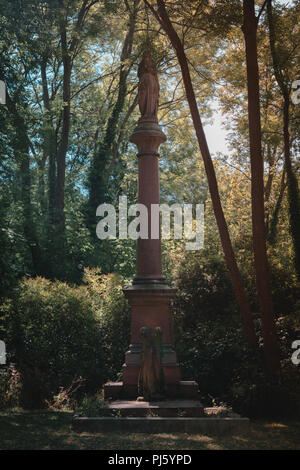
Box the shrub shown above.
[0,364,22,408]
[172,253,300,418]
[45,376,85,410]
[74,392,106,417]
[230,362,300,419]
[173,316,247,405]
[172,253,246,404]
[173,251,237,329]
[1,269,130,408]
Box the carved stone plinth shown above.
[121,285,180,398]
[99,399,204,417]
[103,381,200,401]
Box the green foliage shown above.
[0,0,299,420]
[230,360,300,419]
[1,269,130,408]
[82,268,130,380]
[269,264,300,318]
[74,392,106,417]
[0,365,22,409]
[172,254,300,419]
[173,251,236,328]
[45,376,85,411]
[286,167,300,281]
[172,252,242,401]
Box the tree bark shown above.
[242,0,280,378]
[145,0,257,344]
[5,92,42,274]
[41,57,57,226]
[267,168,286,245]
[54,0,92,254]
[55,14,71,248]
[88,0,139,230]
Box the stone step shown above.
[101,399,204,417]
[72,416,250,435]
[103,380,200,400]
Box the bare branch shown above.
[257,0,268,22]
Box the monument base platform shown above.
[103,380,200,400]
[72,410,249,435]
[100,399,204,417]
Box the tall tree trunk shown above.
[267,169,286,245]
[267,0,300,281]
[88,0,140,232]
[53,0,92,262]
[37,151,48,217]
[145,0,257,344]
[106,92,139,182]
[40,57,57,227]
[242,0,280,378]
[19,140,41,273]
[5,93,41,274]
[55,17,71,253]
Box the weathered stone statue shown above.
[138,326,165,401]
[137,51,159,122]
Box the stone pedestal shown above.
[122,284,180,398]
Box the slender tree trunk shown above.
[242,0,280,378]
[19,141,41,272]
[5,93,41,274]
[264,145,274,232]
[104,0,139,149]
[267,168,286,244]
[88,0,139,231]
[41,57,57,226]
[52,0,92,261]
[106,92,139,184]
[37,151,47,217]
[264,145,275,202]
[145,0,257,344]
[55,19,71,250]
[267,0,300,280]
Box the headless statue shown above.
[137,51,159,122]
[138,326,165,401]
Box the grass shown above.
[0,409,300,450]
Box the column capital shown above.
[130,119,166,154]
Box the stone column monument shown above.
[104,52,198,401]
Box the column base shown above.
[122,284,180,396]
[104,380,200,400]
[132,277,166,285]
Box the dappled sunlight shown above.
[263,423,289,429]
[231,435,249,442]
[79,432,106,438]
[206,442,224,450]
[10,421,21,427]
[186,434,213,443]
[1,412,300,450]
[148,433,182,440]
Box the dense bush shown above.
[0,365,22,408]
[172,253,300,419]
[173,251,237,328]
[172,252,244,403]
[0,269,130,408]
[270,265,300,318]
[1,251,299,418]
